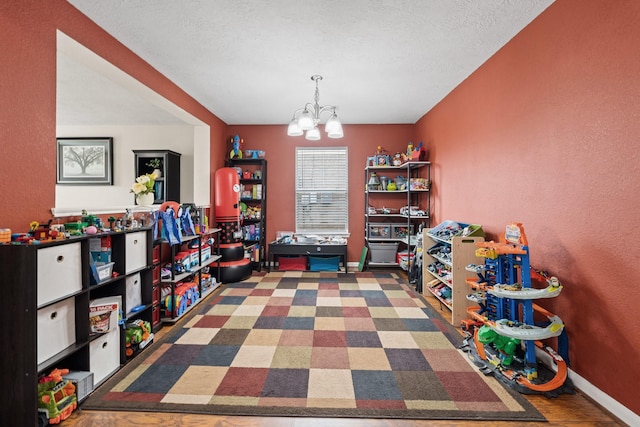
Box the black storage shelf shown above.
[133,149,181,205]
[227,158,267,271]
[0,227,155,426]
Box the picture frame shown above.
[57,137,114,185]
[375,154,390,166]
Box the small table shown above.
[268,243,348,273]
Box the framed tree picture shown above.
[57,137,114,185]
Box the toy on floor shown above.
[37,368,77,425]
[460,222,573,397]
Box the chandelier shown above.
[287,75,343,140]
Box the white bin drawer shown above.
[125,232,147,274]
[37,298,76,364]
[90,328,121,385]
[37,242,83,307]
[125,272,142,313]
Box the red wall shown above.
[227,124,416,263]
[415,0,640,414]
[2,0,639,417]
[0,0,228,231]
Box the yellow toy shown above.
[0,228,10,243]
[229,134,243,159]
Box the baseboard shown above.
[569,368,638,426]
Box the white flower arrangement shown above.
[130,171,158,195]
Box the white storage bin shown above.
[90,328,121,385]
[37,242,83,307]
[96,262,115,282]
[37,298,76,364]
[369,242,399,263]
[126,272,142,313]
[125,231,147,274]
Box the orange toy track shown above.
[475,241,527,255]
[467,305,568,393]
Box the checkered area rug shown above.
[83,271,544,421]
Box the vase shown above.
[153,168,162,179]
[136,192,154,206]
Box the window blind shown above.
[295,146,348,234]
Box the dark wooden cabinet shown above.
[226,158,267,270]
[133,150,181,204]
[0,227,153,426]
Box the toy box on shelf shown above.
[368,223,391,239]
[62,371,94,402]
[89,297,121,336]
[392,224,414,240]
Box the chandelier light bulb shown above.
[327,125,344,139]
[298,110,315,131]
[325,112,342,133]
[287,118,303,136]
[305,127,321,141]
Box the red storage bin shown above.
[152,285,161,305]
[152,305,161,328]
[152,245,160,264]
[278,256,307,271]
[152,266,160,285]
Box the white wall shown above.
[55,124,197,214]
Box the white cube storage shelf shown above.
[36,242,83,307]
[0,226,160,427]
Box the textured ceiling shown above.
[60,0,554,126]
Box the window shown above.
[295,147,348,235]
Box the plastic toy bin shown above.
[391,224,414,239]
[96,262,115,282]
[368,223,391,239]
[278,256,307,271]
[368,242,399,263]
[309,256,340,272]
[427,220,484,242]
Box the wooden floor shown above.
[63,275,625,427]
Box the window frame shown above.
[295,146,349,236]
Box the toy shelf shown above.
[364,161,431,272]
[422,225,485,325]
[227,158,267,271]
[157,229,221,324]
